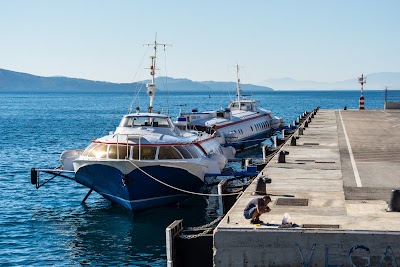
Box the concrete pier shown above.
[213,110,400,266]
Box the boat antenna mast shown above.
[236,64,243,109]
[143,35,171,113]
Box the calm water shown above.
[0,89,386,266]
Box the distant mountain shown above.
[0,69,273,92]
[0,68,142,92]
[143,77,274,92]
[200,80,273,92]
[260,72,400,90]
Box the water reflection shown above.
[31,195,212,266]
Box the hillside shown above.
[0,69,140,92]
[0,69,273,92]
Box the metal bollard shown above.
[298,127,304,135]
[262,145,267,160]
[387,189,400,212]
[277,150,289,163]
[245,158,252,166]
[304,121,309,128]
[252,176,272,195]
[290,136,297,146]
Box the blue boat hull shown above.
[75,164,204,211]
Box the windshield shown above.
[119,116,172,128]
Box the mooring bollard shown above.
[262,145,267,160]
[245,158,252,166]
[387,189,400,212]
[218,180,228,215]
[277,150,289,163]
[252,176,272,195]
[304,121,309,128]
[298,127,304,135]
[290,136,297,146]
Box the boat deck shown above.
[213,109,400,266]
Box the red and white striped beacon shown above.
[358,74,366,110]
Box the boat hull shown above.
[224,128,274,151]
[74,163,204,211]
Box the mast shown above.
[143,36,171,113]
[236,64,242,109]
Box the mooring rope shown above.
[128,160,243,197]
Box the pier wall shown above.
[214,229,400,267]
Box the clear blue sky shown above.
[1,0,400,84]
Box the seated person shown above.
[243,195,271,224]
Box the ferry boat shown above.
[32,40,233,211]
[175,65,284,152]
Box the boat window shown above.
[140,146,157,160]
[82,143,97,156]
[250,126,253,131]
[158,146,183,159]
[87,144,108,159]
[119,117,139,127]
[138,117,150,127]
[108,145,130,159]
[217,112,224,118]
[186,145,203,158]
[175,146,193,159]
[154,118,171,128]
[126,116,172,128]
[131,146,139,160]
[230,102,237,108]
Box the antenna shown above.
[143,34,171,113]
[230,64,244,109]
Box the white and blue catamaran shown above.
[31,40,234,211]
[175,65,284,152]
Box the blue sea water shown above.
[0,89,387,266]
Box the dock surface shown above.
[214,110,400,266]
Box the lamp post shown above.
[358,74,366,110]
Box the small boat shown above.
[175,65,284,152]
[32,40,233,211]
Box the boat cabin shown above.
[115,114,181,136]
[228,99,259,112]
[81,142,205,161]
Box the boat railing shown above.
[114,133,143,160]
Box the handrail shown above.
[113,133,143,160]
